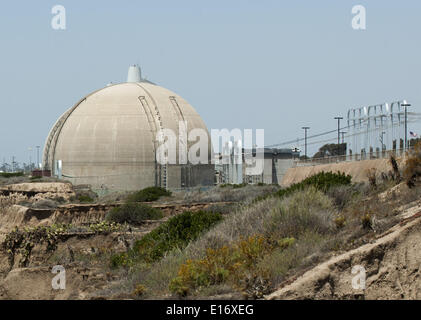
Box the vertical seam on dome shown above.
[43,98,86,171]
[134,82,167,188]
[43,86,110,172]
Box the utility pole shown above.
[340,131,347,144]
[334,117,343,156]
[36,146,40,169]
[302,127,310,159]
[401,103,411,151]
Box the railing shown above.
[294,148,412,167]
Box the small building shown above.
[215,147,300,185]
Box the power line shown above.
[266,122,357,148]
[266,114,421,149]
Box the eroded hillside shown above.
[0,152,421,300]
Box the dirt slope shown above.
[266,205,421,300]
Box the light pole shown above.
[334,117,343,156]
[302,127,310,159]
[36,146,40,169]
[401,103,411,151]
[28,147,33,171]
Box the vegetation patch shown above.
[219,183,248,189]
[0,172,24,178]
[77,195,94,203]
[169,235,294,298]
[403,141,421,187]
[130,188,336,298]
[2,222,123,267]
[254,171,352,202]
[127,186,171,202]
[111,210,222,268]
[106,202,163,225]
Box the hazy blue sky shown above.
[1,0,421,164]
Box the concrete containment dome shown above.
[42,77,214,192]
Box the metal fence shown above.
[294,148,412,167]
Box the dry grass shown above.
[121,187,336,298]
[179,185,280,204]
[95,172,421,299]
[403,142,421,187]
[256,231,326,286]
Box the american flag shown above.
[410,131,418,138]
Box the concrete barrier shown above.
[281,157,405,187]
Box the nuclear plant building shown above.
[42,65,214,192]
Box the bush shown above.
[326,184,359,210]
[276,171,352,198]
[71,189,98,203]
[111,210,222,268]
[403,141,421,187]
[366,168,377,188]
[254,171,352,202]
[169,235,292,297]
[184,187,335,262]
[78,195,94,203]
[106,202,163,225]
[133,210,222,262]
[127,186,172,202]
[266,187,334,239]
[132,284,147,297]
[0,172,24,178]
[255,231,324,288]
[129,188,335,298]
[334,215,346,229]
[361,213,372,230]
[389,155,401,182]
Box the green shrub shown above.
[105,203,163,225]
[78,195,94,203]
[111,211,223,268]
[132,210,222,263]
[0,172,24,178]
[361,213,372,230]
[334,215,346,229]
[110,252,130,269]
[70,190,98,203]
[132,284,147,297]
[219,183,247,189]
[127,186,172,202]
[255,171,352,202]
[232,183,248,189]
